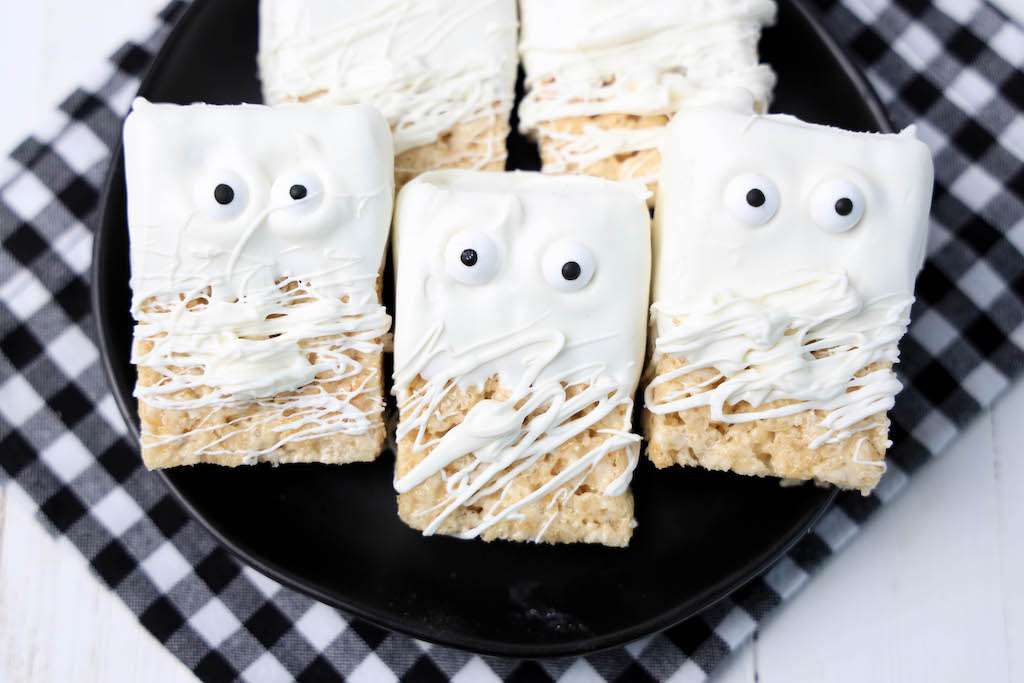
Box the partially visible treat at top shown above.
[258,0,518,190]
[645,104,934,494]
[517,0,777,200]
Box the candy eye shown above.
[214,184,234,204]
[724,173,779,227]
[196,170,248,220]
[810,179,865,233]
[270,172,324,216]
[542,240,596,292]
[445,230,500,286]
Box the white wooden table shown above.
[2,2,1022,681]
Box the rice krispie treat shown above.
[123,99,394,469]
[645,102,934,494]
[392,171,651,546]
[517,0,777,198]
[258,0,518,191]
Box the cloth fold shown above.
[1,0,1022,680]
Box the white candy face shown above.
[124,100,394,304]
[653,109,934,307]
[394,171,651,389]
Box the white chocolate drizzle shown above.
[258,0,518,159]
[131,209,392,459]
[393,321,640,540]
[646,271,910,449]
[517,0,776,178]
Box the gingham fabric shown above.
[1,0,1022,680]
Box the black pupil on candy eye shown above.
[561,261,581,281]
[214,183,234,205]
[289,184,308,200]
[834,197,854,216]
[746,188,766,208]
[460,249,478,267]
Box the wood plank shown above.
[0,489,195,683]
[751,411,1011,682]
[0,1,44,155]
[0,0,167,153]
[993,380,1024,683]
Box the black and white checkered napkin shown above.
[1,0,1022,680]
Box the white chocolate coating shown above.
[392,170,651,539]
[258,0,518,157]
[648,106,934,447]
[124,99,394,457]
[518,0,777,180]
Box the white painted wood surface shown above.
[1,2,1021,681]
[717,380,1024,683]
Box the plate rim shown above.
[91,0,888,658]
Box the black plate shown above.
[93,0,889,658]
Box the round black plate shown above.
[93,0,889,658]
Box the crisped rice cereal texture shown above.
[535,113,667,202]
[644,356,890,495]
[396,377,636,546]
[135,292,386,470]
[394,117,509,191]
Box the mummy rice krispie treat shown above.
[392,171,650,546]
[645,103,934,494]
[124,99,394,469]
[517,0,777,197]
[258,0,518,190]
